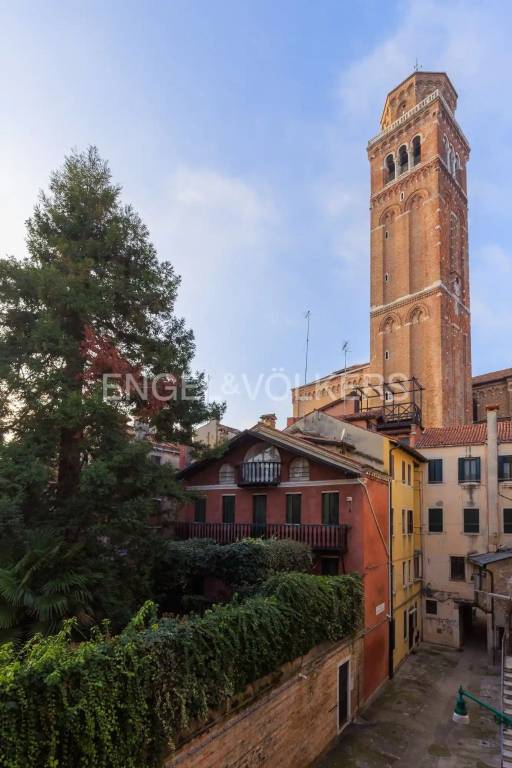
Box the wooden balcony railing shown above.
[236,461,281,487]
[174,521,349,551]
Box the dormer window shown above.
[219,463,235,485]
[289,457,310,481]
[385,154,396,184]
[412,136,421,166]
[398,145,409,175]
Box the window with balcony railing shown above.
[239,444,282,485]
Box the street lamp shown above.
[452,685,512,727]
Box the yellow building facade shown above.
[286,409,425,673]
[385,440,423,672]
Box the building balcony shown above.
[236,461,282,487]
[356,377,424,428]
[174,521,349,552]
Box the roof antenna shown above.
[414,58,422,72]
[342,340,350,399]
[342,340,350,375]
[304,310,311,385]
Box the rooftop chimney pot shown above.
[260,413,277,429]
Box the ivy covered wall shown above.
[0,573,363,768]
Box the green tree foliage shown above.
[0,573,363,768]
[0,529,96,644]
[0,147,223,632]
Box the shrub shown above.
[153,537,313,609]
[0,573,362,768]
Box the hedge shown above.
[153,537,313,607]
[0,573,363,768]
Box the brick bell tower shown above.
[367,72,472,427]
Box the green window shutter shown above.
[286,495,301,525]
[428,508,443,533]
[458,458,465,483]
[504,509,512,534]
[194,497,206,522]
[322,493,339,525]
[474,457,481,482]
[322,494,328,525]
[463,508,479,533]
[428,459,443,483]
[222,496,235,524]
[500,457,512,481]
[253,495,267,525]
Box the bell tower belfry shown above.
[367,72,472,427]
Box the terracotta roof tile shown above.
[416,419,512,448]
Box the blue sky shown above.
[1,0,511,428]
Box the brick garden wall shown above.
[164,637,364,768]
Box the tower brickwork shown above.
[368,72,472,426]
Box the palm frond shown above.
[0,569,24,607]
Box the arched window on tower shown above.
[454,153,461,180]
[443,135,450,167]
[398,145,409,175]
[412,136,421,166]
[385,154,395,184]
[410,307,425,325]
[451,151,457,177]
[449,212,459,274]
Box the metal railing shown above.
[236,461,282,486]
[174,521,349,551]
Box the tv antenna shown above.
[342,340,350,374]
[304,310,311,385]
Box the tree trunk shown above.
[57,425,83,501]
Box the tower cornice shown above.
[368,89,470,153]
[370,281,470,318]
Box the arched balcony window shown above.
[385,154,396,184]
[412,136,421,166]
[239,443,281,485]
[398,145,409,175]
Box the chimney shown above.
[486,405,499,549]
[260,413,277,430]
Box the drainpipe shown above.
[486,405,499,552]
[388,444,400,679]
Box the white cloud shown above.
[144,166,289,425]
[146,166,280,321]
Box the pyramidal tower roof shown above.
[380,71,457,130]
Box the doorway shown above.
[408,611,415,650]
[459,603,473,646]
[337,660,350,731]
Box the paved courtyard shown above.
[318,643,501,768]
